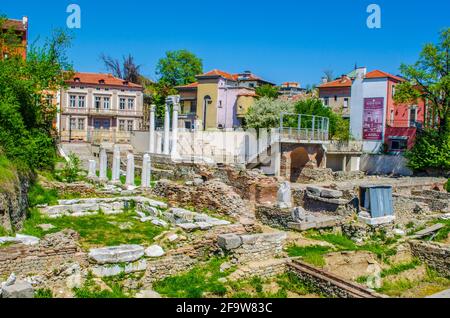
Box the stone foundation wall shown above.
[409,240,450,277]
[143,224,247,284]
[255,205,293,229]
[228,258,290,281]
[231,233,287,263]
[0,230,87,278]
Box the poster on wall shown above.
[363,97,384,140]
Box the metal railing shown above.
[278,113,330,142]
[62,107,142,117]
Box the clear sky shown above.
[1,0,449,86]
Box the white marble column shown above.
[141,153,151,189]
[148,104,156,153]
[111,145,121,183]
[125,152,135,188]
[163,104,170,155]
[87,160,96,179]
[156,132,162,154]
[99,148,108,181]
[171,103,179,158]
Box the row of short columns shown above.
[148,100,179,158]
[88,146,152,190]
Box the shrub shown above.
[59,153,81,183]
[445,179,450,193]
[405,129,450,172]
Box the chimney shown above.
[321,77,328,84]
[22,16,28,30]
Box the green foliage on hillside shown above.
[0,18,72,171]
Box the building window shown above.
[343,98,349,108]
[390,110,395,126]
[78,118,85,130]
[249,83,255,88]
[119,120,125,131]
[127,120,133,131]
[190,100,197,113]
[78,96,85,108]
[95,96,101,109]
[323,97,329,106]
[69,95,76,108]
[103,97,110,109]
[127,98,134,110]
[119,98,126,110]
[334,96,338,102]
[70,118,76,130]
[392,85,396,98]
[218,100,222,108]
[390,138,408,151]
[409,107,417,126]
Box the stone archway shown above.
[290,146,309,182]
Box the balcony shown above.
[62,106,142,117]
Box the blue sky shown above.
[1,0,449,86]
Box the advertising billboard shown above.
[363,97,384,140]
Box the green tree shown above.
[0,23,72,170]
[255,84,279,99]
[294,98,349,140]
[155,50,203,87]
[395,28,450,172]
[245,97,295,129]
[394,28,450,135]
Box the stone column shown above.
[156,132,162,154]
[141,153,151,189]
[171,103,179,158]
[163,104,170,155]
[99,148,108,181]
[87,160,96,179]
[111,145,121,183]
[148,104,156,153]
[125,152,135,188]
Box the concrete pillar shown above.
[125,152,135,188]
[148,104,156,153]
[163,104,170,155]
[99,148,108,181]
[141,153,151,189]
[111,145,121,183]
[87,160,96,179]
[171,103,179,158]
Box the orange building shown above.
[1,16,28,60]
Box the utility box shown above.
[358,185,394,225]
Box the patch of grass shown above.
[277,272,325,297]
[376,265,450,297]
[21,208,164,249]
[35,288,53,298]
[28,183,59,207]
[380,259,421,278]
[432,220,450,243]
[306,232,397,261]
[0,225,9,236]
[0,155,16,185]
[73,272,128,298]
[153,258,233,298]
[285,245,330,267]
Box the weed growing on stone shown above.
[35,288,53,298]
[73,272,129,298]
[28,183,59,207]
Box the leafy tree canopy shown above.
[156,50,203,87]
[255,84,279,99]
[0,20,72,170]
[244,97,294,130]
[395,28,450,135]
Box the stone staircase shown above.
[59,143,95,169]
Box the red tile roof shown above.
[67,72,142,88]
[2,19,27,32]
[318,76,353,88]
[176,82,199,89]
[365,70,404,82]
[198,69,236,81]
